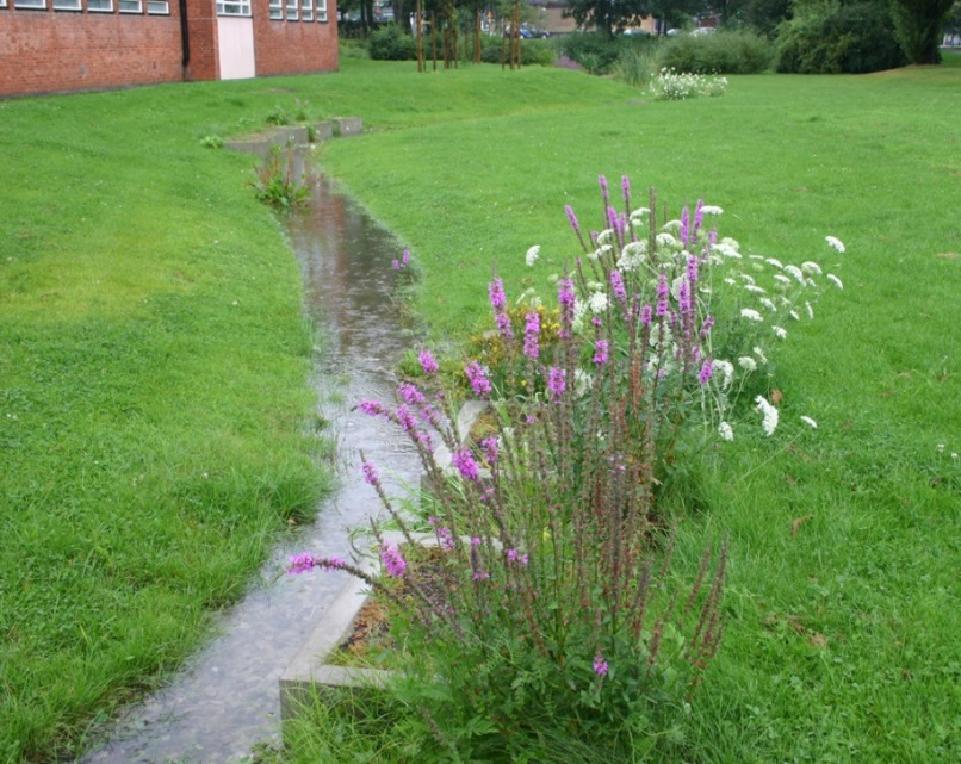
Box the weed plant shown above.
[251,146,312,210]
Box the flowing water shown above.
[83,168,421,762]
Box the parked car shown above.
[622,28,651,38]
[519,25,550,38]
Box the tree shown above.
[890,0,955,62]
[567,0,654,37]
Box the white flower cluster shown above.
[650,68,728,101]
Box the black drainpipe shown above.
[179,0,191,79]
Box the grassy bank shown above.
[311,62,961,759]
[2,57,960,760]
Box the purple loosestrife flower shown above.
[680,206,690,245]
[380,544,407,578]
[472,569,490,581]
[607,205,618,233]
[593,339,609,366]
[453,449,480,481]
[358,399,386,416]
[391,259,401,271]
[495,311,514,339]
[610,270,627,304]
[641,304,653,326]
[679,277,691,314]
[481,436,499,466]
[436,526,455,551]
[694,199,704,232]
[396,405,417,433]
[361,460,379,486]
[700,315,715,337]
[558,278,576,307]
[523,311,540,359]
[506,548,529,566]
[598,174,609,205]
[686,253,699,284]
[418,349,439,375]
[288,553,316,574]
[709,229,718,246]
[488,278,507,312]
[564,204,580,234]
[398,383,426,406]
[699,360,714,385]
[621,175,631,207]
[593,655,609,677]
[547,367,566,400]
[465,361,492,397]
[656,273,670,317]
[470,536,482,547]
[401,248,410,267]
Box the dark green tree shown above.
[567,0,654,37]
[890,0,955,62]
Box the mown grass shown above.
[309,61,961,760]
[3,57,961,760]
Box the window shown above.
[87,0,113,10]
[53,0,81,9]
[217,0,250,14]
[301,0,311,20]
[285,0,297,20]
[316,0,326,21]
[147,0,168,11]
[13,0,46,8]
[119,0,142,11]
[268,0,281,18]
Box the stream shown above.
[82,168,422,762]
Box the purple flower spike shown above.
[593,655,609,677]
[709,229,718,246]
[453,449,480,481]
[698,359,713,385]
[593,339,609,366]
[470,536,482,547]
[436,526,455,551]
[657,272,669,300]
[641,304,653,326]
[401,248,411,266]
[361,460,379,486]
[606,205,618,232]
[564,204,580,234]
[700,315,715,337]
[398,383,426,406]
[465,361,492,397]
[610,270,627,304]
[418,349,439,375]
[598,174,609,205]
[481,436,499,466]
[472,569,491,581]
[679,277,691,314]
[558,278,576,308]
[523,311,540,360]
[621,175,631,206]
[288,553,316,574]
[694,199,704,232]
[358,399,386,416]
[391,259,401,271]
[547,367,566,400]
[380,544,407,578]
[488,278,507,312]
[680,206,690,246]
[686,254,699,284]
[506,548,529,566]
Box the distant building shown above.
[0,0,338,98]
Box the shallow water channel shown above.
[83,171,422,762]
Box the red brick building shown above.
[0,0,338,97]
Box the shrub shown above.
[611,46,658,87]
[775,2,907,74]
[560,32,654,75]
[369,23,416,61]
[658,30,773,74]
[479,37,555,66]
[250,146,311,211]
[290,179,845,757]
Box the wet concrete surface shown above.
[82,171,421,763]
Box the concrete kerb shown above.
[278,400,487,723]
[224,117,362,156]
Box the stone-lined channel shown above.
[83,169,422,762]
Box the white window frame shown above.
[316,0,326,22]
[87,0,114,11]
[118,0,142,12]
[301,0,311,20]
[53,0,82,9]
[13,0,47,8]
[268,0,281,18]
[285,0,297,20]
[147,0,168,12]
[216,0,250,15]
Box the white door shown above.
[218,17,256,80]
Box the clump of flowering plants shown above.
[290,177,842,756]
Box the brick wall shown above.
[252,0,338,77]
[0,7,184,97]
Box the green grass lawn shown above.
[2,57,961,760]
